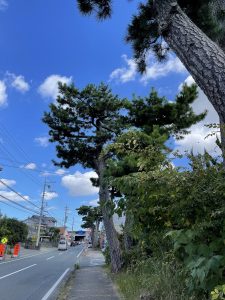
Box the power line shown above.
[0,194,39,214]
[0,123,34,163]
[0,179,40,210]
[0,199,33,215]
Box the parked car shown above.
[58,240,68,251]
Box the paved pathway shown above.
[68,249,120,300]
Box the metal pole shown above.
[63,206,68,230]
[36,178,47,248]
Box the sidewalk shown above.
[67,249,120,300]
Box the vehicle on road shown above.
[58,240,68,251]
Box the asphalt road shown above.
[0,245,83,300]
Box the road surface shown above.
[0,245,83,300]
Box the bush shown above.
[103,245,111,265]
[114,256,208,300]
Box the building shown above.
[23,215,57,239]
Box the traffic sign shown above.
[1,237,8,244]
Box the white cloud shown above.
[38,74,72,101]
[109,53,187,84]
[0,0,8,11]
[178,75,195,91]
[175,76,220,156]
[109,55,137,83]
[10,74,30,93]
[43,191,58,201]
[0,81,7,107]
[88,199,99,207]
[40,171,52,177]
[55,169,67,176]
[23,163,37,170]
[0,190,29,202]
[0,178,16,190]
[141,54,186,84]
[34,136,49,147]
[61,171,99,196]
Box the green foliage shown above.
[43,82,127,170]
[76,0,225,71]
[113,256,204,300]
[128,85,206,138]
[48,227,60,242]
[0,217,28,245]
[211,285,225,300]
[77,205,102,229]
[103,245,111,265]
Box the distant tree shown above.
[48,227,60,243]
[0,217,28,246]
[43,82,127,272]
[77,205,102,248]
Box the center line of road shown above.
[46,256,55,260]
[0,264,37,280]
[41,268,70,300]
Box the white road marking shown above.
[58,253,63,255]
[46,256,55,261]
[0,250,56,265]
[0,264,37,280]
[77,248,84,258]
[41,268,70,300]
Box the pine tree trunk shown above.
[154,0,225,123]
[124,212,133,252]
[98,158,123,273]
[92,221,99,248]
[209,0,225,165]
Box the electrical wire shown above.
[0,194,39,214]
[0,179,41,210]
[0,199,33,215]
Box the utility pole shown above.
[36,178,47,248]
[71,216,75,233]
[63,206,69,231]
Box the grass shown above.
[112,257,209,300]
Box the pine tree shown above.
[75,0,225,153]
[77,205,102,248]
[43,82,126,272]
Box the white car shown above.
[58,240,68,251]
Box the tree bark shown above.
[154,0,225,123]
[124,212,133,252]
[98,158,123,272]
[92,221,99,248]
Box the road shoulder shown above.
[57,249,121,300]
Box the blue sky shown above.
[0,0,219,229]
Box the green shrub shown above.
[114,255,208,300]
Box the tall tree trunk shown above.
[124,212,133,252]
[98,158,123,272]
[92,221,99,248]
[210,0,225,164]
[155,0,225,123]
